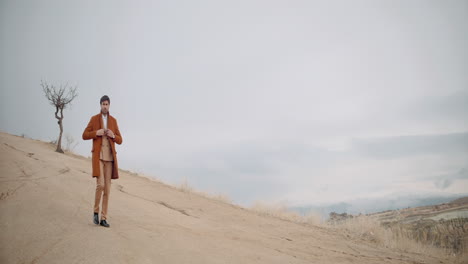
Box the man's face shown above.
[101,101,110,114]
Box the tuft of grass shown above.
[175,178,233,205]
[250,201,323,226]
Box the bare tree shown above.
[41,80,78,153]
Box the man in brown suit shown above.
[82,95,122,228]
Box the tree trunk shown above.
[55,107,64,153]
[56,119,64,153]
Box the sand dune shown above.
[0,132,455,263]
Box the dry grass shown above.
[329,215,466,262]
[64,133,78,152]
[173,180,323,226]
[249,201,323,226]
[175,178,233,205]
[172,178,327,226]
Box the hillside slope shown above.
[0,132,454,263]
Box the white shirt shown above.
[102,114,108,130]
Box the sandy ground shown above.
[0,132,455,264]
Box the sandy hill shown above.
[0,132,457,264]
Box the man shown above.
[82,95,123,228]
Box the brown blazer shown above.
[82,113,123,179]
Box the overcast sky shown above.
[1,0,467,208]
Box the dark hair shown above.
[100,95,110,104]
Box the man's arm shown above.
[82,117,97,140]
[112,120,123,145]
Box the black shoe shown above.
[93,213,99,225]
[100,219,110,228]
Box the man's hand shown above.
[105,129,115,138]
[96,129,105,136]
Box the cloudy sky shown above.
[1,0,467,209]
